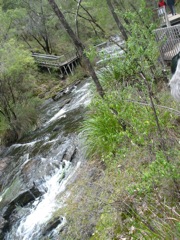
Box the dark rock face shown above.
[42,216,63,236]
[0,216,8,240]
[0,157,12,177]
[52,80,81,101]
[62,145,77,162]
[0,157,12,192]
[3,186,42,220]
[0,186,42,239]
[52,90,64,101]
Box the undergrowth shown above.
[57,2,180,239]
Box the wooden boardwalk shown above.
[32,51,80,76]
[160,13,180,27]
[167,13,180,26]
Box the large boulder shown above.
[0,186,42,239]
[3,185,42,220]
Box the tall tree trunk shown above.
[74,0,105,36]
[106,0,128,41]
[47,0,104,97]
[75,0,82,38]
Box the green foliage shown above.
[0,7,26,44]
[1,39,34,75]
[81,84,176,159]
[0,0,179,239]
[67,65,88,83]
[90,211,117,240]
[0,115,9,137]
[1,0,21,10]
[85,46,98,65]
[128,151,180,195]
[81,97,124,157]
[0,39,40,143]
[78,1,180,239]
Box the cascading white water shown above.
[46,81,92,125]
[3,79,92,240]
[14,161,81,240]
[1,41,124,240]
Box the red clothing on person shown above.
[158,0,166,7]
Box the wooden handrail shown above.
[32,51,79,68]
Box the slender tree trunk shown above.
[40,3,52,54]
[75,0,82,37]
[47,0,104,97]
[106,0,128,41]
[74,0,105,36]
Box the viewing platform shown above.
[154,24,180,62]
[168,13,180,25]
[161,13,180,27]
[155,7,180,63]
[32,51,80,76]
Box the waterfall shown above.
[0,79,92,240]
[0,40,123,239]
[13,161,81,240]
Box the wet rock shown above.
[51,161,60,169]
[0,185,42,238]
[62,145,77,162]
[0,157,12,177]
[3,186,42,220]
[0,216,8,240]
[40,98,54,109]
[59,172,65,183]
[52,90,64,101]
[21,158,43,184]
[58,98,71,109]
[0,162,7,173]
[62,161,66,168]
[53,126,61,132]
[52,80,81,101]
[42,216,63,236]
[0,146,6,156]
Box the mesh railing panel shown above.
[154,24,180,61]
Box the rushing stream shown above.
[0,79,92,240]
[0,37,123,240]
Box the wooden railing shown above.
[32,51,79,68]
[154,24,180,61]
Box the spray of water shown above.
[12,161,81,240]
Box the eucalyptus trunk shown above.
[47,0,104,97]
[106,0,128,41]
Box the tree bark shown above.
[47,0,104,97]
[106,0,128,41]
[75,0,82,38]
[74,0,105,36]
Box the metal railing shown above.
[154,24,180,61]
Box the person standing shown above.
[158,0,167,16]
[158,0,166,8]
[167,0,176,15]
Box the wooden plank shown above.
[168,14,180,25]
[32,51,80,72]
[161,14,180,27]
